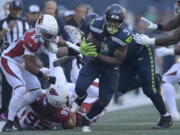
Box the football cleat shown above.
[152,115,173,129]
[2,121,17,132]
[71,102,80,113]
[82,126,92,133]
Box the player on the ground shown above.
[0,14,94,132]
[15,84,76,130]
[71,4,132,132]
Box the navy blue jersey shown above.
[124,38,145,62]
[90,17,133,57]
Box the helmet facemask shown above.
[105,16,124,35]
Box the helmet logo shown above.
[111,15,119,20]
[37,16,44,24]
[49,88,58,95]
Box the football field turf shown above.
[1,100,180,135]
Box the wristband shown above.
[68,47,79,56]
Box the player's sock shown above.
[149,92,168,115]
[8,86,26,121]
[18,89,42,110]
[161,82,179,117]
[86,100,106,120]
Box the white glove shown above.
[48,42,59,53]
[133,33,155,45]
[39,67,50,75]
[155,47,174,57]
[65,41,80,52]
[140,17,158,30]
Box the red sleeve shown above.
[51,105,71,123]
[23,30,40,52]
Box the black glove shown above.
[48,76,56,84]
[76,55,85,69]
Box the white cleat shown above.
[71,102,80,113]
[82,126,92,133]
[172,113,180,121]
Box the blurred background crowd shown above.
[0,0,178,115]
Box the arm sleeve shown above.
[158,14,180,31]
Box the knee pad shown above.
[29,89,42,99]
[13,85,26,98]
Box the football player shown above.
[154,46,180,120]
[78,8,173,129]
[71,4,133,132]
[15,84,76,130]
[0,14,94,132]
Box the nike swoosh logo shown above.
[138,57,143,61]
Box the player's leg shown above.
[137,46,172,129]
[72,60,99,112]
[0,58,26,131]
[18,70,43,110]
[81,67,119,130]
[161,63,180,120]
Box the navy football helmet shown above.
[105,4,126,34]
[79,13,99,36]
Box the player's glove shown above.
[133,33,155,45]
[140,17,158,30]
[155,47,174,57]
[48,42,59,53]
[47,76,56,84]
[80,38,98,57]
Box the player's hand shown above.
[39,67,50,75]
[48,76,56,84]
[140,17,158,30]
[133,33,155,45]
[155,47,174,57]
[80,38,97,56]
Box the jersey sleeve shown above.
[112,27,133,47]
[23,31,41,52]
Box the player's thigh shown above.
[76,60,99,90]
[118,63,137,92]
[0,58,25,89]
[22,70,41,90]
[163,63,180,83]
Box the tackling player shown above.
[0,14,94,132]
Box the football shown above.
[87,33,101,51]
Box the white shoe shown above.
[71,102,80,113]
[82,126,92,133]
[172,113,180,121]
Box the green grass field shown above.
[1,101,180,135]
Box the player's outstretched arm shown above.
[140,14,180,31]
